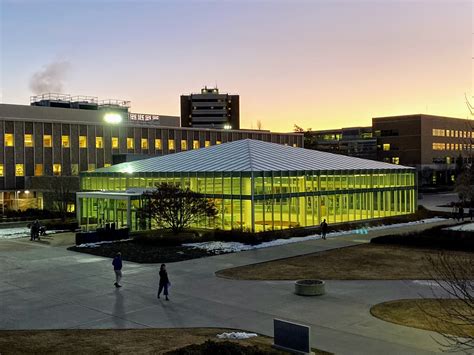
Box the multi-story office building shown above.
[305,127,376,160]
[180,87,239,129]
[373,114,474,185]
[0,95,302,211]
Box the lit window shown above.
[62,135,70,148]
[34,164,43,176]
[88,164,96,171]
[181,140,187,150]
[71,164,79,176]
[141,138,148,149]
[432,129,445,137]
[44,135,52,147]
[193,140,200,149]
[96,137,103,148]
[168,139,175,150]
[382,144,390,151]
[112,137,119,149]
[432,143,446,151]
[293,143,297,147]
[205,140,211,147]
[104,163,111,168]
[391,157,400,164]
[216,140,221,145]
[15,164,24,176]
[5,133,13,147]
[67,203,75,213]
[155,139,162,150]
[24,134,33,147]
[53,164,61,176]
[79,136,87,148]
[0,164,4,176]
[127,138,134,149]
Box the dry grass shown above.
[217,244,474,280]
[0,328,330,355]
[370,299,474,338]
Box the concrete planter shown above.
[295,280,325,296]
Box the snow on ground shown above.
[217,332,258,340]
[445,222,474,232]
[184,217,446,253]
[0,227,68,240]
[76,239,133,248]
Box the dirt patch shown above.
[370,299,474,338]
[0,328,330,355]
[217,244,474,280]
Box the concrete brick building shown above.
[180,87,239,129]
[373,114,474,185]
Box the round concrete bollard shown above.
[295,279,325,296]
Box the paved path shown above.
[419,192,458,213]
[0,219,461,354]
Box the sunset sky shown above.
[0,0,471,132]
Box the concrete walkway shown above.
[0,219,462,354]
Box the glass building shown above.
[77,139,417,232]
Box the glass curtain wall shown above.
[80,169,417,232]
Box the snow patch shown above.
[76,238,132,248]
[445,223,474,232]
[217,332,258,340]
[0,227,68,240]
[184,218,446,253]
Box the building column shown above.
[127,197,132,231]
[76,194,81,230]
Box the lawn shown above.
[370,299,474,338]
[0,328,330,355]
[217,244,474,280]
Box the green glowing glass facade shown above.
[78,169,416,232]
[77,140,417,232]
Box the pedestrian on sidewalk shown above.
[112,252,123,288]
[459,205,464,221]
[320,219,328,240]
[157,264,170,301]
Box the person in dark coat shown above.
[29,223,35,241]
[320,219,328,240]
[459,206,464,221]
[157,264,170,301]
[112,252,123,288]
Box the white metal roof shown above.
[91,139,412,174]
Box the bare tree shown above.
[28,176,78,221]
[47,178,77,221]
[294,124,305,133]
[256,120,263,130]
[423,253,474,352]
[142,183,218,234]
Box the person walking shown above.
[469,205,474,221]
[157,264,170,301]
[29,222,35,241]
[459,206,464,221]
[320,219,328,240]
[112,252,123,288]
[33,220,41,241]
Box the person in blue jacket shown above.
[112,252,123,288]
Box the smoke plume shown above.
[29,60,71,94]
